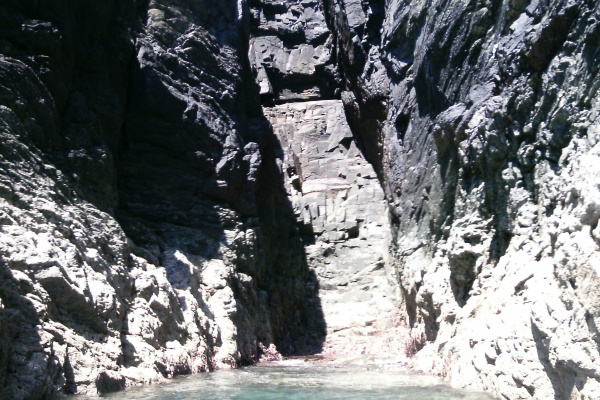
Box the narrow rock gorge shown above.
[1,0,599,400]
[265,99,401,354]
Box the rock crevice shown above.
[1,0,600,399]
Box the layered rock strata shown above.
[323,0,600,399]
[265,100,402,355]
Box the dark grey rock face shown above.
[0,0,319,398]
[324,0,600,398]
[248,0,340,103]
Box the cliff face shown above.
[264,99,404,354]
[247,0,403,356]
[324,0,600,399]
[1,0,599,399]
[0,0,316,398]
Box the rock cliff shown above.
[0,0,318,398]
[1,0,599,399]
[264,99,402,354]
[323,0,600,399]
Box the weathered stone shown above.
[95,371,126,394]
[264,100,402,355]
[0,0,318,398]
[248,0,339,103]
[324,0,600,398]
[2,0,600,399]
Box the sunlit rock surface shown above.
[265,100,402,355]
[323,0,600,398]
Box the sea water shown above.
[80,361,496,400]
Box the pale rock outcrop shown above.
[265,100,402,355]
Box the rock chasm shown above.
[0,0,599,399]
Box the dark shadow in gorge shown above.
[249,116,326,356]
[114,0,326,360]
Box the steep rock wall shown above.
[2,0,600,399]
[248,0,339,103]
[324,0,600,399]
[0,0,318,398]
[248,0,404,357]
[265,100,403,355]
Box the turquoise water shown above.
[88,361,496,400]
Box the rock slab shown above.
[265,100,402,355]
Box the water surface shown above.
[88,361,496,400]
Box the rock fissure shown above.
[1,0,600,399]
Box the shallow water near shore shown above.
[81,360,496,400]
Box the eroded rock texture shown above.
[0,0,318,398]
[249,0,403,357]
[324,0,600,399]
[265,100,402,354]
[2,0,600,399]
[248,0,339,103]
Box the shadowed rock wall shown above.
[323,0,600,399]
[0,0,322,398]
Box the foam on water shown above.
[273,359,309,367]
